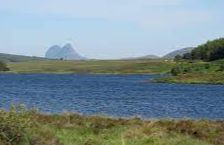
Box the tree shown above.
[171,66,182,76]
[182,53,192,60]
[174,55,182,61]
[182,38,224,61]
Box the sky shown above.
[0,0,223,59]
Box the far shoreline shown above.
[1,71,224,85]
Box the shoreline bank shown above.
[1,109,224,145]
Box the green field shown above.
[1,107,224,145]
[156,60,224,84]
[7,59,175,74]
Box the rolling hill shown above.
[163,47,194,59]
[0,53,47,62]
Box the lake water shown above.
[0,74,224,119]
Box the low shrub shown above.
[171,66,182,76]
[217,64,224,71]
[0,106,60,145]
[0,105,31,145]
[0,61,9,71]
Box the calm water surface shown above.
[0,74,224,119]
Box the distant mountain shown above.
[163,47,194,59]
[122,54,159,60]
[138,55,160,59]
[0,53,46,62]
[45,45,62,59]
[45,43,86,60]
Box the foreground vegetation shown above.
[1,107,224,145]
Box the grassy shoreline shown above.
[155,73,224,85]
[2,59,224,85]
[6,59,174,74]
[154,60,224,85]
[1,108,224,145]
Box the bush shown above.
[0,106,61,145]
[174,55,182,62]
[183,67,192,73]
[0,61,9,71]
[171,66,182,76]
[0,105,32,145]
[204,64,210,69]
[217,64,224,71]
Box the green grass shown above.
[157,72,224,84]
[156,60,224,84]
[7,59,174,74]
[1,107,224,145]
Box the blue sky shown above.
[0,0,223,59]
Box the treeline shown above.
[0,61,9,71]
[176,38,224,61]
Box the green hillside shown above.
[163,47,194,59]
[182,38,224,61]
[156,38,224,84]
[0,53,47,62]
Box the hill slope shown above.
[163,47,194,58]
[137,54,160,59]
[0,53,46,62]
[122,54,159,60]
